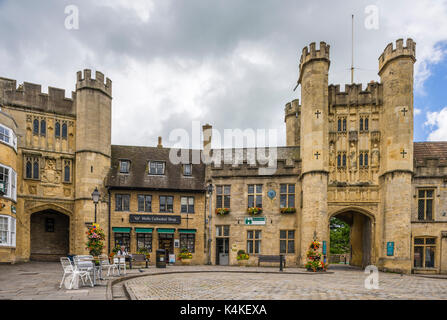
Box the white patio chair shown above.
[114,255,126,275]
[59,257,93,289]
[99,254,118,277]
[73,255,94,287]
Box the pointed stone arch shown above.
[27,203,73,261]
[328,206,376,269]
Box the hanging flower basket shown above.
[280,207,296,214]
[85,225,105,257]
[215,208,230,216]
[247,207,263,215]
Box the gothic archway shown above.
[328,208,374,269]
[29,207,70,261]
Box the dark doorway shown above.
[30,210,69,261]
[158,233,174,262]
[216,238,229,265]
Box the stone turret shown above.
[298,42,330,266]
[378,39,416,274]
[74,69,112,254]
[284,99,300,146]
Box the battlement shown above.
[284,99,300,118]
[76,69,112,97]
[328,81,383,107]
[0,77,75,116]
[378,38,416,74]
[298,42,330,84]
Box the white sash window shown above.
[0,215,16,247]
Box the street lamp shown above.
[91,187,100,223]
[207,183,213,265]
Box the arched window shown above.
[33,161,39,179]
[40,120,46,136]
[62,123,67,139]
[55,122,60,137]
[360,118,364,131]
[33,119,39,135]
[337,119,341,132]
[364,153,368,166]
[359,153,363,166]
[26,161,32,179]
[64,165,70,182]
[342,154,346,167]
[337,154,341,167]
[342,119,346,132]
[365,118,369,131]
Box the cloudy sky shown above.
[1,0,447,148]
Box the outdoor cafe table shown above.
[76,258,102,286]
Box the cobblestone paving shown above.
[2,262,447,300]
[126,267,447,300]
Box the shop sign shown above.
[129,214,181,224]
[244,217,266,225]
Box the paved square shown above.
[1,262,447,300]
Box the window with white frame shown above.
[0,164,16,201]
[148,161,165,175]
[0,215,16,247]
[0,124,17,151]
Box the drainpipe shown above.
[108,187,111,255]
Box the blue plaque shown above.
[322,241,327,255]
[267,189,276,199]
[387,242,394,256]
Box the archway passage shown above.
[329,210,372,269]
[30,210,69,261]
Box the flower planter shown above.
[247,207,263,215]
[237,259,249,267]
[215,208,230,216]
[180,259,192,265]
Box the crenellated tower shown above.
[378,39,416,273]
[284,99,300,146]
[73,69,112,254]
[298,42,330,266]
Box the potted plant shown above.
[305,241,328,272]
[236,250,250,266]
[178,248,192,265]
[85,225,105,262]
[247,207,263,215]
[137,247,150,261]
[215,208,230,216]
[280,207,296,214]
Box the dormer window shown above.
[149,161,165,175]
[183,164,192,176]
[120,160,130,174]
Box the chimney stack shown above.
[157,136,163,148]
[202,124,212,151]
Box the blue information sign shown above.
[387,242,394,256]
[322,241,327,255]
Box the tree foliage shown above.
[329,217,350,254]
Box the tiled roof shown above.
[106,145,206,192]
[414,142,447,165]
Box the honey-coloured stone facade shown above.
[0,38,446,275]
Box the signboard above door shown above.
[129,214,181,224]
